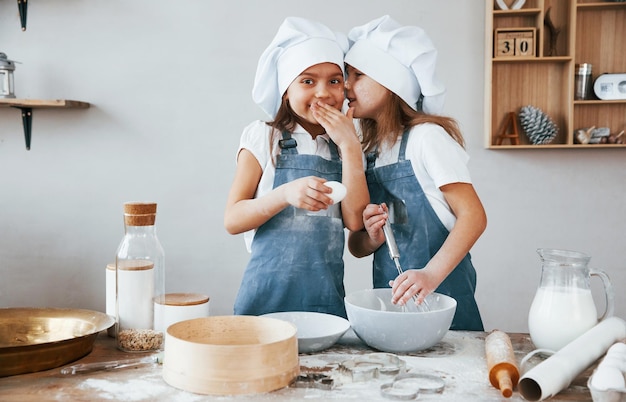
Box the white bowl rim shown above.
[345,289,457,315]
[261,311,351,337]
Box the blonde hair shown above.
[360,92,464,154]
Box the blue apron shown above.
[234,131,347,318]
[366,130,483,330]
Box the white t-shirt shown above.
[237,120,336,252]
[236,120,470,250]
[373,123,471,232]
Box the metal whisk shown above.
[382,217,430,313]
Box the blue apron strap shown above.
[398,129,410,161]
[367,129,410,166]
[279,131,298,154]
[328,139,340,162]
[366,151,377,170]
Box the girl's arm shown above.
[337,136,369,231]
[312,102,369,231]
[224,149,336,235]
[348,203,387,257]
[391,182,487,306]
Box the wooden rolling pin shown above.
[485,330,520,398]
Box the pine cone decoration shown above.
[519,105,558,145]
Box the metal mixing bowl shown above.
[0,307,115,377]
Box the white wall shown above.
[1,0,623,333]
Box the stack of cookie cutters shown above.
[340,353,407,382]
[379,372,446,400]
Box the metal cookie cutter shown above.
[341,353,407,382]
[380,382,419,400]
[393,372,445,394]
[291,373,334,390]
[380,372,446,400]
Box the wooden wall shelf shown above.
[0,99,90,150]
[577,2,626,10]
[485,0,626,149]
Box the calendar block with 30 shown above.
[494,28,536,58]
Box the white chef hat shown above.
[252,17,348,118]
[345,15,445,114]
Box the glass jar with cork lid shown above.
[115,202,165,352]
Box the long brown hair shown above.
[264,97,299,164]
[360,92,464,154]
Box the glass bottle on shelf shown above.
[115,202,165,352]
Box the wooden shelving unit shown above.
[0,99,90,150]
[484,0,626,149]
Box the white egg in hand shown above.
[325,181,347,203]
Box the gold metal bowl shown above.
[0,308,115,377]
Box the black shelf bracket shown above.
[11,106,33,150]
[17,0,28,31]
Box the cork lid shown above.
[124,202,157,226]
[155,293,210,306]
[116,259,154,271]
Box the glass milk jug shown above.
[528,248,614,352]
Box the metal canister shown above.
[575,63,593,100]
[0,52,16,98]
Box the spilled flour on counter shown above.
[69,332,518,401]
[76,372,204,402]
[296,331,502,401]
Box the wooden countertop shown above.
[0,330,595,401]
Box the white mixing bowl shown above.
[345,288,456,353]
[262,311,351,353]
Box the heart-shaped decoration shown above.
[495,0,526,10]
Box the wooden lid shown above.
[155,293,210,306]
[106,263,115,271]
[116,259,154,271]
[123,202,157,226]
